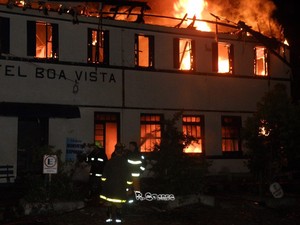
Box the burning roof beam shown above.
[175,13,187,28]
[237,21,291,68]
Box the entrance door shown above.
[17,117,49,176]
[94,113,119,159]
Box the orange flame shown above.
[173,0,211,31]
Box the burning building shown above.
[0,0,291,179]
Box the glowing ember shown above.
[173,0,211,31]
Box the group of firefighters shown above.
[82,141,145,223]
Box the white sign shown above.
[269,182,284,198]
[43,155,58,174]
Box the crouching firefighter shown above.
[86,143,108,200]
[126,141,146,204]
[100,143,133,223]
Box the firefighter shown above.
[125,141,145,203]
[100,143,132,223]
[85,143,108,200]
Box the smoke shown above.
[146,0,282,38]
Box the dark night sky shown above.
[272,0,300,100]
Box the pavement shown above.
[2,193,300,225]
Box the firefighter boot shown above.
[105,206,113,223]
[115,208,123,223]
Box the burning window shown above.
[94,113,119,159]
[174,38,195,70]
[134,34,154,68]
[212,42,233,74]
[88,29,109,64]
[27,21,58,59]
[182,116,204,153]
[140,114,162,152]
[254,46,268,76]
[0,17,10,54]
[221,116,241,152]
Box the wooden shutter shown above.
[52,23,59,58]
[229,44,234,74]
[212,42,218,72]
[0,17,10,54]
[87,28,92,62]
[173,38,180,69]
[27,21,36,56]
[103,30,109,65]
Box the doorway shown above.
[17,117,49,176]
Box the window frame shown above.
[140,113,163,152]
[27,21,59,59]
[182,115,205,154]
[221,116,242,154]
[94,112,120,152]
[88,28,109,64]
[134,34,154,68]
[173,37,196,71]
[212,42,234,74]
[254,46,269,76]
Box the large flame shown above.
[173,0,211,31]
[173,0,232,73]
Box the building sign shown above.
[43,155,58,174]
[66,138,84,162]
[0,63,117,84]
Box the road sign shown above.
[43,155,58,174]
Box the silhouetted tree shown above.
[149,112,210,195]
[243,83,300,196]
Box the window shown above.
[88,29,109,64]
[182,115,204,153]
[27,21,58,59]
[94,113,119,159]
[221,116,241,152]
[0,17,10,54]
[254,46,269,76]
[212,42,234,74]
[174,38,195,70]
[134,34,154,68]
[140,114,162,152]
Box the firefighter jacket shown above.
[100,155,132,203]
[126,151,145,178]
[86,147,108,178]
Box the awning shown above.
[0,102,81,118]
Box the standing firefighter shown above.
[100,143,132,223]
[86,143,108,200]
[126,141,145,203]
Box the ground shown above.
[2,192,300,225]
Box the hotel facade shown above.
[0,1,291,180]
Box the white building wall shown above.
[0,5,292,175]
[0,117,18,180]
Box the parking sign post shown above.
[43,155,58,183]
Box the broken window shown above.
[140,114,162,152]
[221,116,241,152]
[212,42,233,74]
[88,29,109,64]
[182,115,204,154]
[27,21,58,59]
[134,34,154,68]
[174,38,195,70]
[254,46,269,76]
[0,17,10,54]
